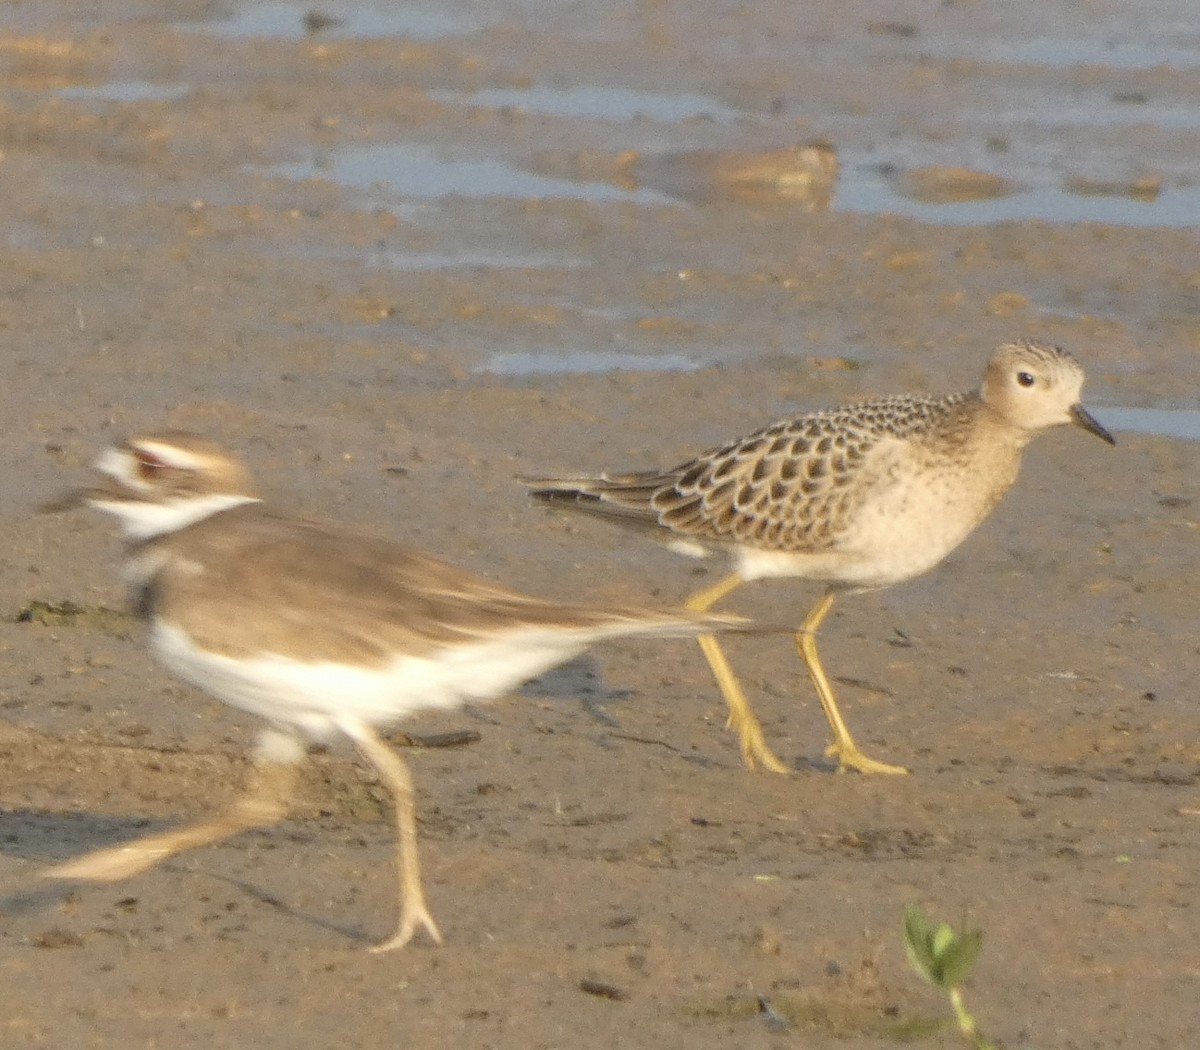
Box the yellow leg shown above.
[687,572,790,774]
[796,591,909,775]
[338,720,443,952]
[43,739,301,883]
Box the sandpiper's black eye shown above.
[1016,371,1036,388]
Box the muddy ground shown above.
[0,2,1199,1047]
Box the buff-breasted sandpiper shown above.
[522,340,1115,775]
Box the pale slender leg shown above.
[796,591,909,775]
[337,720,443,952]
[686,571,790,775]
[43,730,302,882]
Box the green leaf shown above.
[932,922,956,959]
[938,928,983,988]
[902,904,983,990]
[902,904,939,985]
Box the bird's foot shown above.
[43,843,172,883]
[825,740,910,776]
[727,712,791,775]
[370,898,444,953]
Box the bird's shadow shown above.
[204,870,375,946]
[519,654,634,726]
[1,808,156,867]
[0,808,162,915]
[520,653,631,699]
[0,808,377,946]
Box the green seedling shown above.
[902,904,996,1050]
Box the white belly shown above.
[150,620,592,740]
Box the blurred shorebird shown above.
[43,432,760,950]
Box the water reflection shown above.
[597,144,839,210]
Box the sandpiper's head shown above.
[52,432,261,540]
[980,340,1115,444]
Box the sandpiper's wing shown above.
[524,394,966,554]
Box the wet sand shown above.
[1,2,1199,1047]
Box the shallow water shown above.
[431,84,741,124]
[255,144,677,206]
[836,166,1200,229]
[482,349,702,376]
[57,2,1200,234]
[255,138,1198,230]
[1095,406,1200,441]
[58,81,189,103]
[927,34,1200,72]
[364,250,589,272]
[176,1,481,41]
